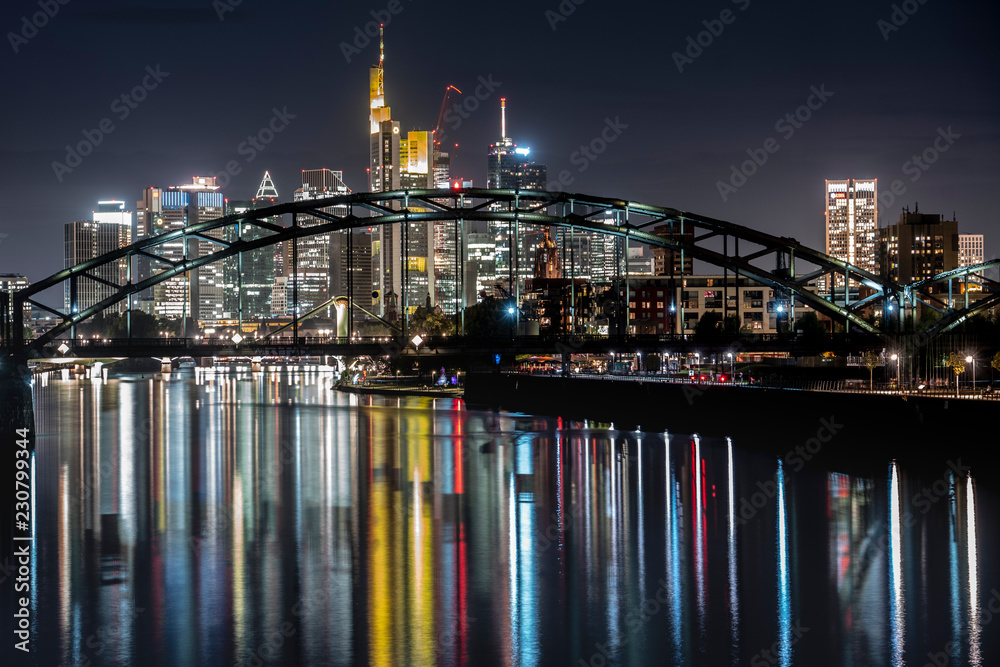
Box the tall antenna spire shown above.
[501,97,506,140]
[378,24,384,98]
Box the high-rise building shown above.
[650,222,694,277]
[223,172,283,322]
[63,201,132,316]
[135,177,224,322]
[329,230,373,321]
[877,207,959,286]
[0,274,31,334]
[824,179,878,290]
[959,233,985,290]
[287,169,351,316]
[486,99,547,296]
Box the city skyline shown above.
[2,0,998,299]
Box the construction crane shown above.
[433,85,462,147]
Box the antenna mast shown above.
[378,24,384,98]
[501,98,506,140]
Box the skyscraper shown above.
[223,171,283,322]
[288,169,351,316]
[824,179,878,291]
[135,177,224,322]
[959,233,985,290]
[486,98,547,296]
[877,207,958,285]
[63,201,132,316]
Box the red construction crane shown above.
[433,85,462,146]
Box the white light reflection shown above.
[728,438,739,661]
[889,461,904,667]
[777,459,791,667]
[948,472,962,665]
[967,473,980,666]
[665,431,683,664]
[693,435,706,643]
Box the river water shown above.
[12,368,998,666]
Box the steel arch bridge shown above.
[2,188,997,355]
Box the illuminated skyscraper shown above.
[486,98,547,295]
[135,177,224,322]
[63,201,132,316]
[287,169,350,316]
[223,172,283,321]
[959,233,985,290]
[824,179,878,291]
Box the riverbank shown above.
[336,382,464,398]
[465,372,997,477]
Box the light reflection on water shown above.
[20,369,997,667]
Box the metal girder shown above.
[15,187,993,354]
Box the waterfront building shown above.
[625,274,819,335]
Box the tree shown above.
[796,312,827,340]
[991,351,1000,374]
[862,351,881,391]
[695,311,722,339]
[463,297,511,338]
[410,305,455,336]
[947,351,966,397]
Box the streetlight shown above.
[727,352,734,379]
[966,355,975,395]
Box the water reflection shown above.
[23,369,998,667]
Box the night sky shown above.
[2,0,998,304]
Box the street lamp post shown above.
[727,352,734,380]
[966,355,975,396]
